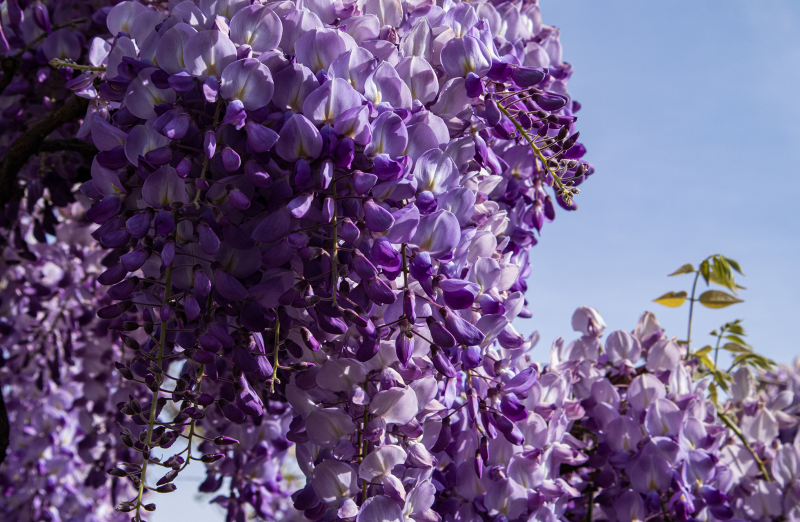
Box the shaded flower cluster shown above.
[0,203,138,521]
[0,0,115,213]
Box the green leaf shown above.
[724,334,750,347]
[699,260,711,285]
[711,258,737,293]
[722,256,744,275]
[748,354,775,371]
[698,290,743,309]
[709,330,718,336]
[723,342,751,354]
[726,323,746,335]
[699,354,715,369]
[695,346,713,357]
[708,270,735,292]
[653,291,688,308]
[731,353,774,372]
[712,370,731,392]
[709,382,718,406]
[668,264,695,276]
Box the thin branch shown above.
[38,138,98,160]
[0,95,90,206]
[48,58,106,72]
[718,411,772,482]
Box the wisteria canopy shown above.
[0,1,798,521]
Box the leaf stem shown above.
[48,58,106,72]
[330,177,339,307]
[134,251,174,520]
[660,498,673,522]
[585,485,595,522]
[360,389,369,503]
[718,411,772,482]
[192,100,223,208]
[401,243,409,289]
[713,326,726,368]
[270,319,281,393]
[495,102,573,204]
[686,270,701,351]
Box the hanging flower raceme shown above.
[46,0,595,519]
[68,0,601,518]
[2,0,800,521]
[0,202,141,521]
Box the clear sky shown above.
[518,0,800,366]
[153,1,800,519]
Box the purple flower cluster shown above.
[0,204,138,521]
[2,1,798,522]
[553,308,797,522]
[70,0,590,518]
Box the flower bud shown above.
[396,331,414,367]
[201,453,225,463]
[485,96,501,126]
[431,346,457,379]
[480,436,489,462]
[204,130,216,159]
[107,468,127,478]
[474,450,483,478]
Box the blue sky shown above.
[518,0,800,366]
[153,1,800,519]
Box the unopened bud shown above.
[121,321,140,331]
[214,436,239,446]
[155,484,176,493]
[561,131,580,151]
[201,453,225,463]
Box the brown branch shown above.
[0,95,90,206]
[39,138,98,160]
